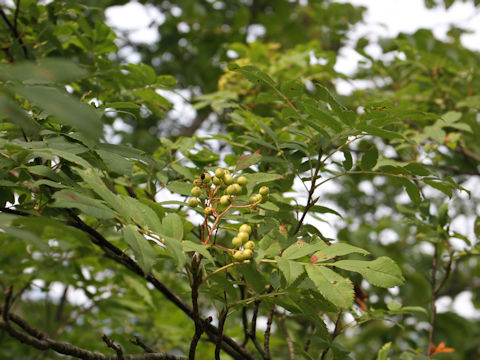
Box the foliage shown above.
[1,1,480,360]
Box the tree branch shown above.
[264,305,275,360]
[0,308,185,360]
[277,314,294,360]
[0,1,29,59]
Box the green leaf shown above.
[474,216,480,239]
[333,257,405,288]
[310,243,369,263]
[376,342,392,360]
[166,181,192,196]
[305,264,354,308]
[245,173,283,183]
[157,214,186,268]
[123,275,155,308]
[0,94,41,136]
[0,59,88,84]
[51,190,115,219]
[235,152,262,171]
[276,257,305,286]
[182,241,214,264]
[309,205,342,217]
[343,151,353,171]
[123,225,157,275]
[13,85,103,138]
[361,147,379,170]
[280,80,303,98]
[423,179,452,197]
[402,179,422,205]
[282,240,328,260]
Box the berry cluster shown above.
[187,167,268,259]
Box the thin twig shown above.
[428,245,438,357]
[130,336,155,353]
[320,310,343,360]
[0,3,29,59]
[188,256,204,360]
[215,308,228,360]
[264,305,275,360]
[102,334,124,360]
[277,314,294,360]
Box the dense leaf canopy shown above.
[1,1,479,359]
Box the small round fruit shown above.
[237,231,249,243]
[226,184,236,195]
[232,183,242,195]
[204,206,214,216]
[260,194,268,203]
[244,241,255,250]
[201,173,211,184]
[191,186,202,197]
[193,179,203,186]
[239,224,252,234]
[188,198,199,207]
[204,179,213,187]
[259,186,270,196]
[213,176,222,186]
[233,250,244,261]
[220,195,231,206]
[249,195,258,204]
[237,176,248,186]
[232,237,243,249]
[215,168,225,178]
[224,174,234,185]
[243,249,253,259]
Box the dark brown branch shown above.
[65,212,255,360]
[0,309,184,360]
[239,285,249,347]
[188,256,204,360]
[293,149,323,235]
[320,310,343,360]
[264,305,275,360]
[215,308,227,360]
[0,3,29,59]
[14,0,20,29]
[102,334,124,360]
[428,245,439,357]
[130,336,155,353]
[247,300,265,358]
[2,286,13,322]
[0,206,30,216]
[277,314,294,360]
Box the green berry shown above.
[243,249,253,259]
[191,186,202,197]
[239,224,252,234]
[188,198,199,207]
[244,241,255,250]
[237,231,249,243]
[233,250,244,261]
[260,193,268,203]
[232,183,242,195]
[259,186,270,196]
[201,173,211,184]
[204,179,213,187]
[232,237,243,248]
[213,176,222,186]
[215,168,225,178]
[220,195,231,206]
[224,174,234,185]
[193,179,203,186]
[249,194,262,203]
[204,206,214,216]
[237,176,248,186]
[226,184,236,195]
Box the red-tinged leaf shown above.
[235,152,262,171]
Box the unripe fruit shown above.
[232,183,242,195]
[191,186,202,197]
[260,194,268,203]
[220,195,231,206]
[226,184,236,195]
[243,249,253,259]
[215,168,225,178]
[259,186,270,196]
[232,237,242,248]
[244,240,255,250]
[249,194,262,203]
[224,174,234,185]
[213,176,222,186]
[233,250,244,261]
[204,206,214,216]
[204,179,213,187]
[239,224,252,234]
[188,198,199,207]
[201,173,211,184]
[223,169,231,177]
[237,231,249,243]
[237,176,248,186]
[193,179,203,186]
